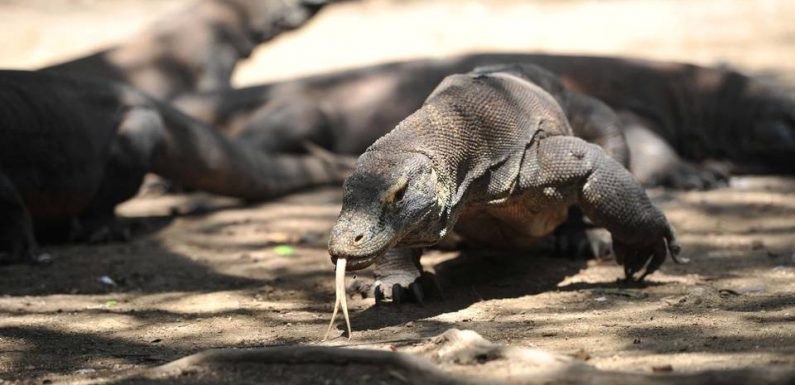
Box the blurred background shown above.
[2,0,794,86]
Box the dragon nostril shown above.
[354,234,364,243]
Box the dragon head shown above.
[328,150,447,270]
[237,0,330,43]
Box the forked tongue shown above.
[323,258,352,340]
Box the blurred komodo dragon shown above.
[43,0,332,100]
[176,53,795,190]
[326,64,680,307]
[0,70,351,264]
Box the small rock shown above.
[718,289,740,298]
[35,253,53,264]
[594,296,607,302]
[571,349,591,361]
[662,296,687,305]
[75,368,96,375]
[751,240,765,250]
[99,276,117,286]
[652,364,674,373]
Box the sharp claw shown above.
[624,262,636,280]
[410,283,424,306]
[669,242,687,264]
[374,285,384,305]
[392,284,403,304]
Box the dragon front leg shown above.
[522,136,681,281]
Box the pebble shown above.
[652,364,674,373]
[98,276,117,286]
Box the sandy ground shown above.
[0,0,793,383]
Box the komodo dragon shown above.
[0,70,350,264]
[175,53,795,190]
[324,64,679,324]
[43,0,331,100]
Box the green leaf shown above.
[104,300,119,307]
[273,245,295,256]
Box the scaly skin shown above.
[176,53,795,189]
[42,0,330,100]
[328,65,679,304]
[0,70,351,263]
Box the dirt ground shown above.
[0,0,794,384]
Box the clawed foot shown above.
[615,227,682,281]
[374,276,426,305]
[69,219,131,244]
[347,272,426,305]
[660,160,730,190]
[555,226,612,260]
[0,239,37,264]
[347,270,443,306]
[0,217,41,264]
[554,209,613,260]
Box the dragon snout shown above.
[327,215,395,270]
[328,223,373,256]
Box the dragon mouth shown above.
[328,228,396,271]
[330,254,378,271]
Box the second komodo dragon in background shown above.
[0,70,349,264]
[327,65,680,315]
[43,0,331,100]
[176,54,795,190]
